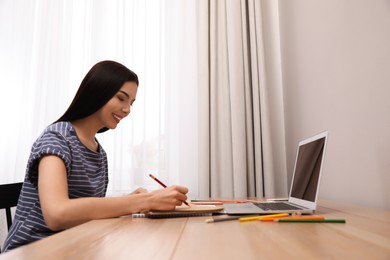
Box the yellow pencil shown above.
[239,213,289,222]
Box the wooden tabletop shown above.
[1,200,389,259]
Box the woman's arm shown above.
[38,155,188,231]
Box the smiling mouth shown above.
[113,113,122,123]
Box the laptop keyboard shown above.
[253,202,303,211]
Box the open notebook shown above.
[224,131,328,215]
[132,204,225,218]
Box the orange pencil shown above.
[149,174,191,207]
[261,215,325,222]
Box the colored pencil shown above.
[275,219,346,223]
[205,215,257,223]
[261,215,325,222]
[239,213,289,222]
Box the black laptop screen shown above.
[290,137,326,202]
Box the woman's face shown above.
[97,81,138,130]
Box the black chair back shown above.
[0,182,22,253]
[0,182,23,230]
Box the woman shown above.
[3,60,188,252]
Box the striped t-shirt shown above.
[2,121,108,252]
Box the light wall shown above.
[278,0,390,209]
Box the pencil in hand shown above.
[149,174,191,207]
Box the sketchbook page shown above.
[175,204,224,212]
[131,205,225,219]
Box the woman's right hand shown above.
[149,185,189,211]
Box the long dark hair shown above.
[56,60,138,133]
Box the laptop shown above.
[224,131,328,215]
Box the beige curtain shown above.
[198,0,288,198]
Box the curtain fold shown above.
[198,0,288,198]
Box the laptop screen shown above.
[290,135,326,202]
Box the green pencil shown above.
[276,219,346,223]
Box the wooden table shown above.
[1,200,389,259]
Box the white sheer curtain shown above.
[0,0,199,197]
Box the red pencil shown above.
[149,174,191,207]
